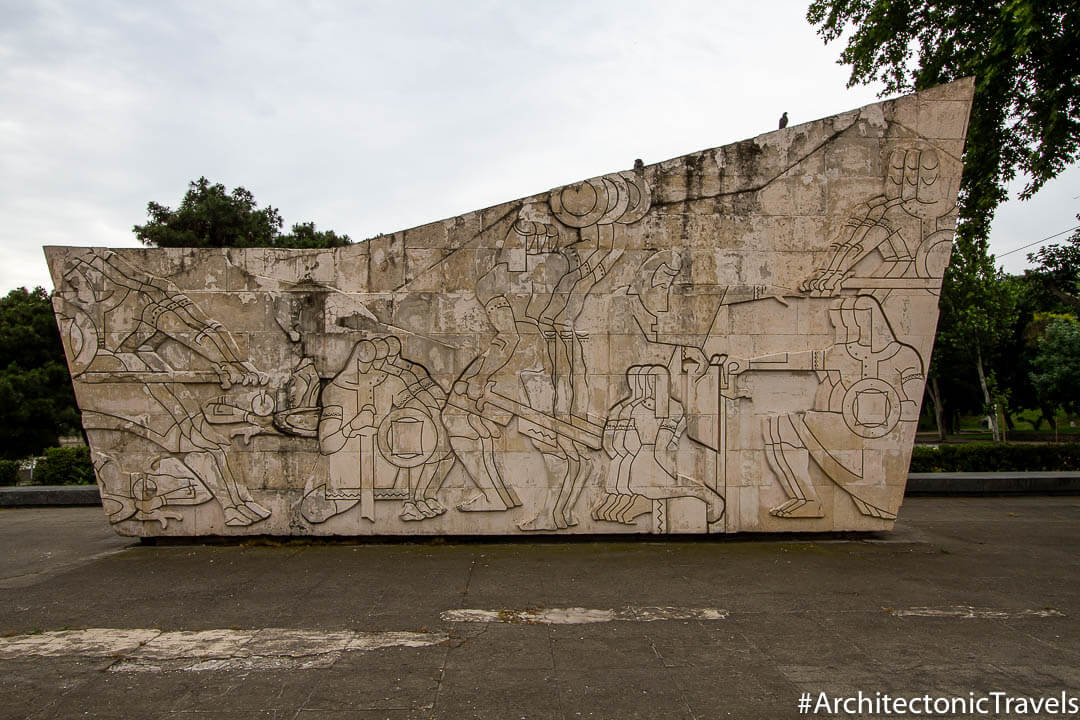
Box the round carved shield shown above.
[841,378,902,439]
[376,407,438,468]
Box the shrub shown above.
[33,446,96,485]
[910,443,1080,472]
[0,458,17,486]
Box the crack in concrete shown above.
[460,557,477,597]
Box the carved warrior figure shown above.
[802,147,956,297]
[596,365,723,526]
[448,169,652,531]
[586,249,732,529]
[314,336,456,522]
[52,249,272,527]
[759,295,923,519]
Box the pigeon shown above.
[779,112,789,129]
[633,158,644,173]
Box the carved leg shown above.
[613,494,652,524]
[183,449,271,526]
[450,429,517,512]
[300,485,359,524]
[403,452,454,521]
[560,445,593,527]
[517,449,568,532]
[763,416,822,518]
[552,437,593,528]
[482,435,520,508]
[418,453,455,515]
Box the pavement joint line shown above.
[460,557,477,597]
[440,606,731,624]
[886,606,1065,619]
[2,603,1050,656]
[432,606,1068,624]
[547,624,564,720]
[430,621,454,716]
[20,603,1059,665]
[1001,622,1080,661]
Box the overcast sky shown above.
[2,0,1076,292]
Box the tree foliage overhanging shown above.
[806,0,1080,247]
[133,177,352,249]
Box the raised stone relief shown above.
[46,78,973,536]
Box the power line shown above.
[997,224,1080,258]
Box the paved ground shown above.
[1,497,1078,719]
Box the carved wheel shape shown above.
[841,378,902,439]
[376,407,438,468]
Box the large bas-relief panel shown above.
[46,79,973,537]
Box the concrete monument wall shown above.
[46,78,974,537]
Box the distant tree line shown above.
[926,221,1080,440]
[0,286,82,458]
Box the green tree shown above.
[134,177,351,249]
[278,221,352,249]
[0,288,81,459]
[923,281,990,440]
[1029,314,1080,416]
[933,247,1019,441]
[996,218,1080,432]
[997,275,1061,432]
[1027,216,1080,309]
[34,446,95,486]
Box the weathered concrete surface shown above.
[46,79,974,537]
[0,507,130,589]
[1,496,1078,718]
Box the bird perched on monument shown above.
[633,158,644,173]
[779,112,788,129]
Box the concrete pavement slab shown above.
[1,496,1078,719]
[0,507,132,589]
